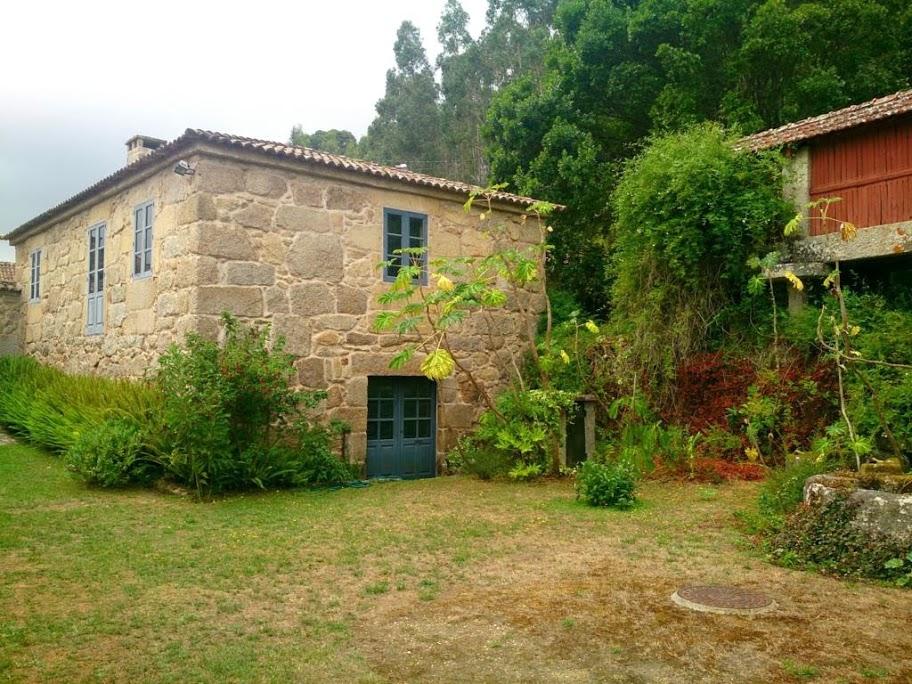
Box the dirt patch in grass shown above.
[1,445,910,683]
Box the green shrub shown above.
[769,494,912,583]
[475,389,576,472]
[64,417,159,487]
[508,462,544,481]
[155,313,344,495]
[447,435,512,480]
[575,460,637,509]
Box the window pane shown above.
[403,399,417,419]
[386,264,400,279]
[403,420,417,439]
[379,421,394,440]
[144,226,153,250]
[88,273,95,294]
[97,270,104,290]
[88,249,95,273]
[145,204,153,225]
[380,400,394,419]
[409,217,424,241]
[418,420,431,438]
[144,249,152,273]
[386,212,402,236]
[367,422,378,440]
[385,233,401,259]
[418,400,431,418]
[98,245,104,270]
[134,253,142,275]
[134,228,142,254]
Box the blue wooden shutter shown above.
[87,224,105,334]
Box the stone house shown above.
[1,130,548,477]
[740,89,912,309]
[0,262,21,356]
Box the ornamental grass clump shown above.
[0,355,160,454]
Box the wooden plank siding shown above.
[808,116,912,235]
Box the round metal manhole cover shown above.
[671,585,776,615]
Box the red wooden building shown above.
[742,89,912,253]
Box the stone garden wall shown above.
[0,288,21,356]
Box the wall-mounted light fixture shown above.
[173,160,196,176]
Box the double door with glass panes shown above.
[366,376,436,479]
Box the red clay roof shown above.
[5,129,549,242]
[0,262,17,291]
[739,89,912,151]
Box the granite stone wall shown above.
[183,151,544,465]
[0,288,21,356]
[13,161,210,376]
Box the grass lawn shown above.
[1,442,910,683]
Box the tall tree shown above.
[485,0,911,314]
[361,21,444,175]
[289,127,361,157]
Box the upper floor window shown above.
[383,209,427,283]
[133,200,154,278]
[29,249,41,303]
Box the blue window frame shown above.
[383,208,428,283]
[133,200,154,278]
[86,223,106,335]
[29,249,41,303]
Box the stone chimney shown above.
[125,134,166,165]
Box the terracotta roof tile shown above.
[0,262,17,291]
[5,129,552,242]
[739,89,912,151]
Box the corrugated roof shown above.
[0,262,18,291]
[739,89,912,151]
[5,128,549,242]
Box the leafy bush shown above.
[769,494,912,583]
[447,435,513,480]
[784,291,912,463]
[575,460,637,508]
[64,417,159,487]
[728,362,836,466]
[155,313,343,495]
[475,389,577,472]
[508,462,544,481]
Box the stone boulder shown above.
[804,474,912,543]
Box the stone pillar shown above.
[787,283,807,314]
[783,147,811,236]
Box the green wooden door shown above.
[366,377,436,479]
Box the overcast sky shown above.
[0,0,489,261]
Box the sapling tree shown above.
[372,186,557,418]
[782,198,912,469]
